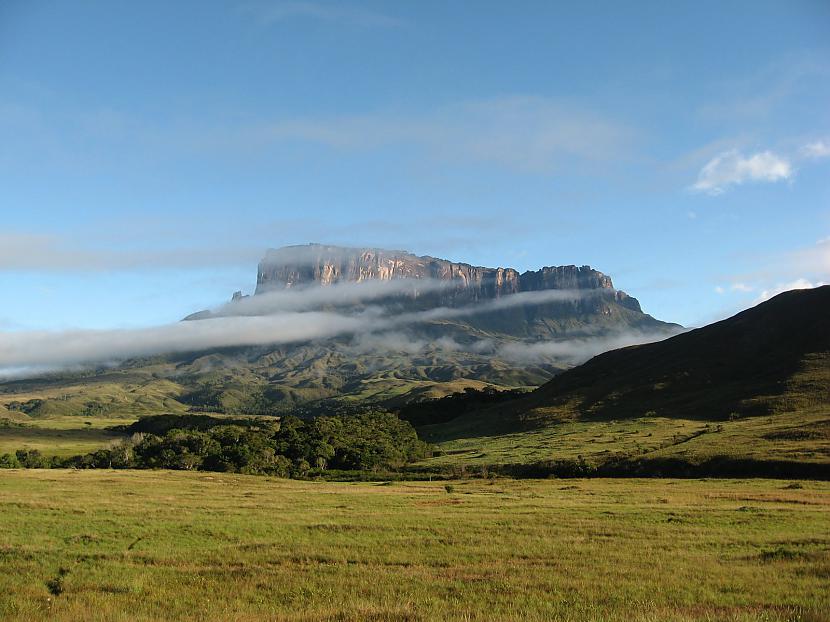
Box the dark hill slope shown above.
[515,285,830,424]
[420,286,830,472]
[416,288,830,477]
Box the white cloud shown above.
[205,278,454,317]
[497,329,681,365]
[753,278,826,304]
[691,149,793,195]
[0,282,621,375]
[0,312,364,373]
[801,140,830,159]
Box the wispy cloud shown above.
[790,236,830,275]
[713,236,830,308]
[2,95,637,177]
[753,278,827,304]
[0,282,625,375]
[242,1,402,28]
[697,55,830,122]
[0,233,260,272]
[0,312,365,373]
[205,278,454,316]
[690,149,793,195]
[801,140,830,159]
[496,329,678,365]
[247,96,636,172]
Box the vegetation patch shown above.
[0,471,827,621]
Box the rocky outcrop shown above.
[255,244,641,311]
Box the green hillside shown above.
[418,287,830,476]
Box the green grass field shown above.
[1,470,828,621]
[0,416,129,457]
[419,408,830,472]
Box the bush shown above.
[0,453,21,468]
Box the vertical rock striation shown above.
[255,243,641,311]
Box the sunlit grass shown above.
[420,408,830,471]
[0,427,122,457]
[0,470,828,621]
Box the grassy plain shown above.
[419,408,830,471]
[0,417,127,457]
[0,470,828,621]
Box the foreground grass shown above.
[0,471,828,621]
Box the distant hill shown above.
[418,287,830,477]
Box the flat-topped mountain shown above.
[188,244,672,342]
[2,245,680,418]
[255,243,642,311]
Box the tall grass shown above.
[0,470,828,621]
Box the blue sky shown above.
[1,0,829,331]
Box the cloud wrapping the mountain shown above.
[0,312,367,373]
[210,278,454,316]
[0,283,620,376]
[497,330,680,364]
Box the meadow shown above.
[0,470,828,621]
[419,408,830,475]
[0,416,124,457]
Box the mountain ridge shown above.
[254,243,644,312]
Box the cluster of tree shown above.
[0,410,431,477]
[178,381,287,416]
[5,399,45,414]
[397,386,527,427]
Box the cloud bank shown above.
[496,330,674,365]
[0,282,646,377]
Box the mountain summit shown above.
[211,244,673,342]
[256,243,641,309]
